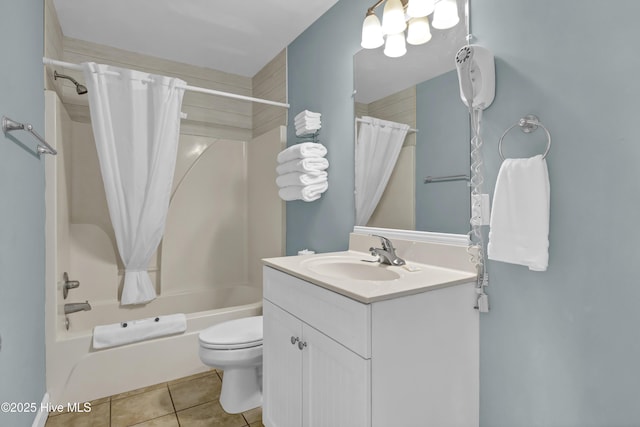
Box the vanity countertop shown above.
[263,250,477,304]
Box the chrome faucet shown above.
[369,235,406,266]
[64,301,91,315]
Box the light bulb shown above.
[407,0,435,18]
[382,0,407,35]
[432,0,459,30]
[361,13,384,49]
[407,17,432,45]
[384,32,407,58]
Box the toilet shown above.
[198,315,263,414]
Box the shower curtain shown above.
[355,116,410,226]
[82,62,186,305]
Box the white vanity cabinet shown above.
[263,267,371,427]
[263,265,479,427]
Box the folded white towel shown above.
[277,142,327,164]
[276,157,329,175]
[295,117,321,126]
[276,171,327,188]
[488,155,550,271]
[295,125,321,137]
[92,313,187,350]
[278,181,328,202]
[295,110,321,122]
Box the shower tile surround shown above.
[44,370,264,427]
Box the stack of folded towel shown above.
[295,110,321,136]
[276,142,329,202]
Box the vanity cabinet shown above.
[263,266,479,427]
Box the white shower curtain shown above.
[82,62,186,305]
[355,116,410,226]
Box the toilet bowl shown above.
[198,315,263,414]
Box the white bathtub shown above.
[46,285,262,405]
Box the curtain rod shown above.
[43,57,290,109]
[356,117,418,133]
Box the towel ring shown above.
[498,114,551,160]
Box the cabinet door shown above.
[302,324,371,427]
[263,300,303,427]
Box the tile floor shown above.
[45,370,263,427]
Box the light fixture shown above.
[432,0,460,29]
[407,0,435,18]
[384,32,407,57]
[361,11,384,49]
[360,0,460,58]
[381,0,407,34]
[406,17,432,45]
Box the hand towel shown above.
[488,155,550,271]
[276,157,329,175]
[295,110,321,121]
[278,181,329,202]
[92,313,187,349]
[277,142,327,163]
[276,171,328,188]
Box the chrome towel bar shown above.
[2,116,57,156]
[423,174,470,184]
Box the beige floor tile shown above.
[111,381,167,401]
[177,401,247,427]
[130,413,180,427]
[249,422,265,427]
[45,401,110,427]
[168,373,222,411]
[242,406,262,424]
[167,369,216,386]
[111,387,174,427]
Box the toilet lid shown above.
[199,316,263,350]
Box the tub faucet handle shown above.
[63,272,80,299]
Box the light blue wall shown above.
[0,1,47,426]
[473,1,640,425]
[416,70,470,233]
[289,0,640,425]
[286,0,371,255]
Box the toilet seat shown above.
[199,316,263,350]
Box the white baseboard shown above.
[31,392,49,427]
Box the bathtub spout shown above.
[64,301,91,314]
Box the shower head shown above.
[54,70,88,95]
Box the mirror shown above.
[354,0,470,235]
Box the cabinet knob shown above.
[290,336,299,345]
[298,341,307,350]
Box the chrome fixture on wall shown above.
[361,0,460,58]
[53,70,88,95]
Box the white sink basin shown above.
[302,256,401,281]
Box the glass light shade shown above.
[383,32,407,58]
[381,0,407,35]
[407,17,432,45]
[361,13,384,49]
[407,0,435,18]
[432,0,460,29]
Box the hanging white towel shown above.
[277,142,327,163]
[278,181,328,202]
[92,313,187,350]
[276,157,329,175]
[488,155,550,271]
[276,171,327,188]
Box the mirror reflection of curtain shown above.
[355,116,410,226]
[82,62,186,305]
